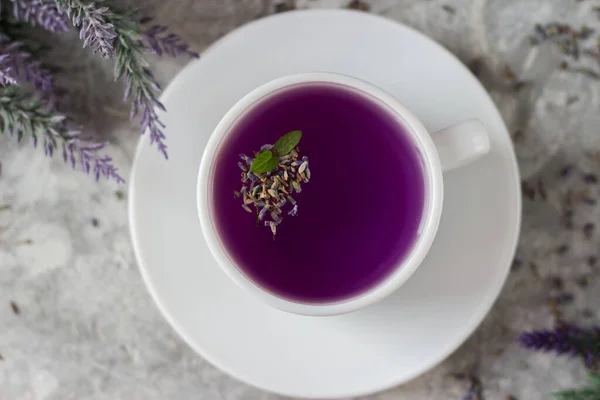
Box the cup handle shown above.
[431,119,491,171]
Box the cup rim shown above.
[197,72,443,316]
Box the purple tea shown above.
[211,82,426,303]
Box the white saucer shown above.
[129,10,521,399]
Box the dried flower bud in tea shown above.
[235,130,311,238]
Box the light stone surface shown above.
[1,0,599,399]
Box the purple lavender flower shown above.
[55,0,117,58]
[136,95,168,159]
[0,55,18,86]
[118,44,169,158]
[139,18,199,58]
[9,0,69,33]
[0,86,124,183]
[0,34,53,92]
[63,134,124,182]
[518,324,600,368]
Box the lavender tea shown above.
[211,82,426,303]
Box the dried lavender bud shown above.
[10,301,20,315]
[346,0,370,11]
[583,222,595,239]
[559,165,574,177]
[551,293,574,305]
[583,173,598,184]
[273,0,295,13]
[441,5,456,15]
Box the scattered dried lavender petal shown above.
[555,244,569,254]
[511,258,523,270]
[580,26,595,40]
[442,5,456,15]
[522,182,535,200]
[551,293,574,304]
[91,217,99,227]
[583,173,598,184]
[346,0,370,11]
[566,95,580,105]
[550,276,564,290]
[10,301,20,315]
[560,165,574,177]
[583,222,595,239]
[468,58,484,77]
[512,130,525,142]
[583,197,597,205]
[273,1,296,13]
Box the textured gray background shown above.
[1,0,599,399]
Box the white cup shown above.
[197,72,490,316]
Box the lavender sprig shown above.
[518,324,600,368]
[0,33,53,92]
[53,0,116,58]
[109,13,168,157]
[0,86,123,182]
[9,0,69,33]
[138,18,199,58]
[51,1,197,158]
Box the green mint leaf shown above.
[273,130,302,157]
[250,150,279,173]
